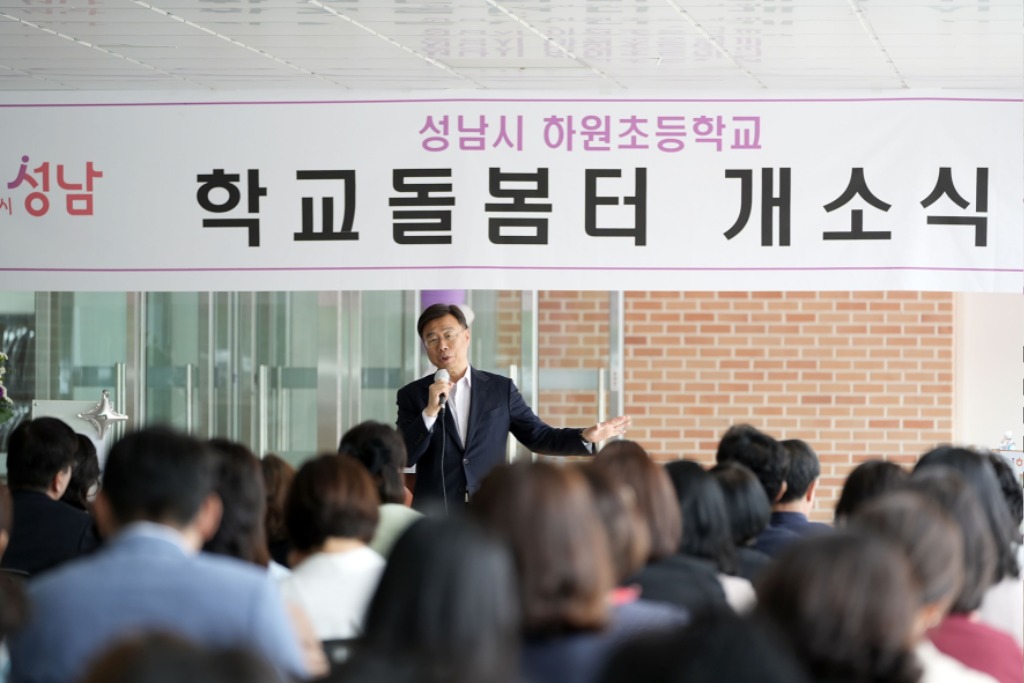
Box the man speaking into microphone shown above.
[397,303,630,512]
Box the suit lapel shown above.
[464,368,491,449]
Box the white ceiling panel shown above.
[0,0,1018,92]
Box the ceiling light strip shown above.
[846,0,909,88]
[484,0,625,88]
[663,0,767,89]
[132,0,340,85]
[0,11,193,85]
[307,0,485,87]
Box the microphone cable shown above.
[439,403,448,516]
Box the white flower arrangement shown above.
[0,351,14,424]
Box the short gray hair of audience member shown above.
[575,463,651,583]
[778,439,820,504]
[80,632,282,683]
[595,440,682,562]
[850,491,964,637]
[599,609,811,683]
[664,460,739,576]
[709,461,772,546]
[906,467,998,614]
[987,452,1024,530]
[286,454,380,552]
[915,446,1019,581]
[755,531,923,683]
[342,516,520,683]
[338,420,408,505]
[715,424,789,504]
[833,460,908,522]
[204,438,271,567]
[472,461,613,637]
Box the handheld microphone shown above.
[434,368,450,412]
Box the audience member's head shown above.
[715,424,789,504]
[915,445,1018,580]
[6,417,78,495]
[664,460,738,576]
[709,461,771,546]
[60,433,100,512]
[777,439,820,508]
[260,454,294,548]
[80,632,282,683]
[338,420,408,505]
[595,440,681,562]
[203,438,271,567]
[576,463,651,583]
[833,459,907,522]
[286,454,379,556]
[850,491,964,640]
[96,426,218,540]
[755,531,922,683]
[986,452,1023,532]
[472,461,612,638]
[347,516,519,683]
[0,484,10,556]
[599,609,811,683]
[906,467,997,614]
[0,485,26,642]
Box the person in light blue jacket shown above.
[8,426,308,683]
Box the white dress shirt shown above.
[422,366,472,447]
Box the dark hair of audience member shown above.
[102,426,215,527]
[850,491,963,636]
[6,417,79,492]
[755,531,922,683]
[778,439,820,504]
[79,632,282,683]
[576,463,651,582]
[709,461,771,546]
[59,433,101,512]
[286,454,379,553]
[833,459,907,522]
[599,609,811,683]
[339,517,520,683]
[986,453,1023,535]
[664,460,739,576]
[714,424,789,503]
[595,440,681,562]
[0,485,27,641]
[203,438,272,567]
[338,421,407,505]
[472,461,612,637]
[915,446,1019,580]
[260,454,295,566]
[906,467,998,613]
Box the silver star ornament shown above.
[77,390,128,439]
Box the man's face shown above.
[421,314,471,375]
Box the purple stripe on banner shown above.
[0,97,1020,109]
[0,266,1020,274]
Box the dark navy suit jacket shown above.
[1,490,99,576]
[396,368,588,507]
[770,511,833,537]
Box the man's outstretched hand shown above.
[583,415,631,445]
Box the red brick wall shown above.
[531,290,955,522]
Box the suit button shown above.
[463,458,469,465]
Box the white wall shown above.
[954,292,1024,449]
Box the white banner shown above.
[0,91,1020,292]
